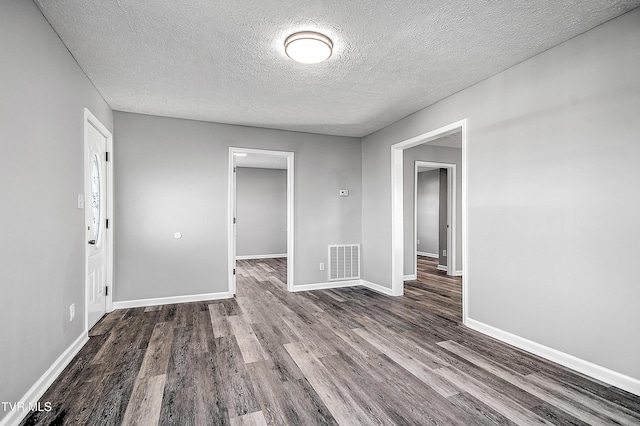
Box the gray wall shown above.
[362,9,640,380]
[416,170,439,256]
[0,0,113,419]
[236,167,287,257]
[403,145,462,276]
[114,112,361,301]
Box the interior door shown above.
[85,122,107,329]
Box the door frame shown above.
[83,108,114,332]
[228,147,294,294]
[391,119,468,324]
[413,161,457,277]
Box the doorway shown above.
[228,148,294,295]
[413,161,457,278]
[391,119,468,323]
[84,109,113,330]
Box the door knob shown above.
[88,240,96,245]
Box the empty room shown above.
[2,1,640,425]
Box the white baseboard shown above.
[465,318,640,397]
[113,291,233,309]
[235,253,287,260]
[291,280,360,292]
[417,251,438,258]
[403,274,417,281]
[361,280,396,296]
[436,265,447,272]
[291,279,399,298]
[453,270,463,277]
[0,332,89,426]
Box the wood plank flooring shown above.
[21,256,640,425]
[407,255,462,323]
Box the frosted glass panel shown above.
[91,154,101,241]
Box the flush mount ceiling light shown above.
[285,31,333,64]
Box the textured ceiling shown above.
[35,0,639,137]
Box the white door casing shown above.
[391,119,468,323]
[232,162,237,293]
[84,109,113,330]
[228,147,295,294]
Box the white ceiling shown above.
[35,0,639,137]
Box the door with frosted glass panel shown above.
[85,122,107,329]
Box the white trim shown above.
[83,108,114,334]
[289,279,398,297]
[235,253,287,260]
[290,280,360,292]
[104,116,114,315]
[112,291,233,310]
[461,120,469,324]
[453,270,463,277]
[229,148,295,295]
[436,265,447,272]
[391,119,468,321]
[289,279,397,297]
[413,163,418,279]
[466,318,640,397]
[403,274,417,281]
[0,333,89,426]
[228,151,236,297]
[361,280,396,296]
[417,251,438,258]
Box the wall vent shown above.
[328,244,360,281]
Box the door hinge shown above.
[233,217,236,224]
[233,268,236,275]
[106,218,109,229]
[105,152,110,162]
[233,167,236,173]
[105,285,109,296]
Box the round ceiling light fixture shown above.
[285,31,333,64]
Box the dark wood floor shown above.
[22,257,640,425]
[407,255,462,323]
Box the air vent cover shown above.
[328,244,360,281]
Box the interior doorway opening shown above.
[413,161,457,278]
[228,148,294,295]
[391,119,468,323]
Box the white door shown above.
[85,121,108,329]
